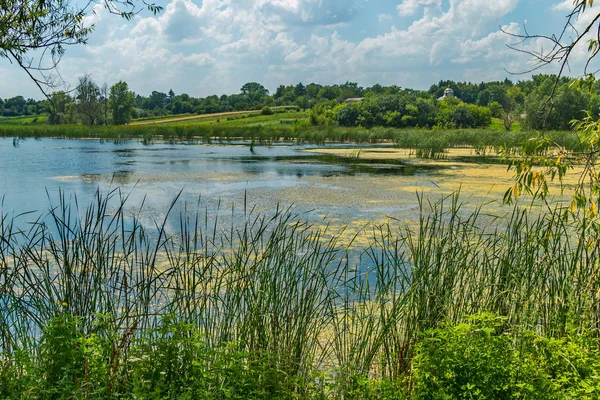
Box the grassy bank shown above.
[1,191,599,398]
[0,120,579,158]
[0,115,48,125]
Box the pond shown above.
[1,138,524,240]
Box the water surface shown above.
[1,138,512,240]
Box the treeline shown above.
[0,96,45,116]
[429,75,600,130]
[309,75,600,130]
[3,74,600,129]
[309,94,493,129]
[46,76,136,125]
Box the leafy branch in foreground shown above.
[503,1,600,216]
[503,82,600,218]
[502,135,570,203]
[0,0,162,99]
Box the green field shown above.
[0,110,512,131]
[0,114,48,125]
[163,110,308,127]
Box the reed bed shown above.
[0,190,599,398]
[0,124,578,159]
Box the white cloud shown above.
[263,0,362,25]
[1,0,578,99]
[84,0,521,93]
[397,0,441,17]
[453,23,520,64]
[285,45,308,62]
[551,0,574,11]
[171,53,217,67]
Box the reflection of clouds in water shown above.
[4,139,551,239]
[51,175,80,182]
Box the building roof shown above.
[438,87,460,101]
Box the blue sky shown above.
[0,0,592,99]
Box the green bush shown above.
[413,313,600,399]
[413,314,517,399]
[1,313,325,399]
[22,312,117,399]
[128,315,310,399]
[488,101,504,118]
[261,106,274,115]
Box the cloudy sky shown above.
[0,0,593,99]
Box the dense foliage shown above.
[310,94,492,129]
[3,74,600,131]
[0,95,45,117]
[413,314,600,399]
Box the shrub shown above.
[488,101,504,118]
[261,106,273,115]
[414,314,522,399]
[26,312,116,399]
[337,104,360,126]
[467,103,492,127]
[413,313,600,399]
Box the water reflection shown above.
[0,138,451,235]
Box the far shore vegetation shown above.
[0,74,589,133]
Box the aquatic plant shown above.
[0,122,578,160]
[0,190,598,397]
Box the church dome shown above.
[438,86,459,101]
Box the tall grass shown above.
[0,123,579,159]
[0,190,599,397]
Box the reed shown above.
[0,190,598,397]
[0,123,578,159]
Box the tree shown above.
[476,84,506,107]
[487,101,504,118]
[167,89,175,111]
[2,96,28,116]
[317,86,342,101]
[305,83,323,99]
[75,75,101,125]
[503,1,600,216]
[294,82,306,97]
[522,76,588,130]
[339,81,364,100]
[0,0,162,99]
[295,96,310,110]
[337,104,360,126]
[368,84,385,95]
[109,81,135,125]
[144,91,168,110]
[274,85,286,99]
[172,99,183,114]
[47,91,74,124]
[240,82,268,96]
[101,83,109,125]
